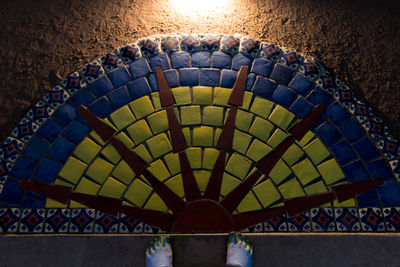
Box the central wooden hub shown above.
[171,199,236,233]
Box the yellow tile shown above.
[249,96,274,119]
[112,160,135,185]
[89,130,105,146]
[164,174,185,198]
[147,159,171,182]
[267,128,288,148]
[124,179,152,207]
[242,91,253,110]
[147,110,169,134]
[164,153,181,175]
[282,144,304,166]
[129,96,154,119]
[268,105,296,130]
[292,158,320,185]
[144,193,168,212]
[333,198,356,207]
[237,191,262,213]
[116,132,135,149]
[235,109,254,132]
[317,159,346,185]
[246,139,272,161]
[146,133,172,159]
[98,177,126,198]
[278,178,305,199]
[221,172,241,197]
[213,87,232,106]
[181,105,201,125]
[193,126,214,147]
[253,179,281,208]
[73,137,102,164]
[182,127,191,145]
[304,138,330,165]
[133,144,153,163]
[75,177,100,195]
[202,148,221,170]
[203,106,224,126]
[58,157,88,184]
[193,86,212,105]
[304,180,328,195]
[193,170,211,192]
[232,130,252,155]
[297,131,315,147]
[214,128,222,146]
[45,198,68,208]
[126,119,153,144]
[269,160,292,185]
[225,153,252,180]
[109,105,136,130]
[101,143,121,164]
[172,86,192,105]
[186,148,202,169]
[249,117,274,142]
[85,157,114,184]
[151,92,162,111]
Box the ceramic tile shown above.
[80,60,105,83]
[69,208,95,233]
[390,160,400,181]
[363,117,389,141]
[271,85,297,108]
[378,136,399,160]
[200,35,220,51]
[298,57,322,80]
[61,72,87,95]
[260,43,282,62]
[43,85,70,109]
[19,208,45,233]
[232,54,252,71]
[44,209,70,233]
[333,85,356,108]
[383,207,400,231]
[335,208,361,231]
[316,73,339,94]
[11,118,39,143]
[119,44,141,64]
[211,51,231,69]
[0,208,20,233]
[138,38,161,57]
[349,101,374,123]
[170,51,191,69]
[311,207,335,231]
[359,207,386,231]
[149,53,171,71]
[94,210,119,233]
[240,37,260,57]
[269,64,294,85]
[244,223,263,233]
[100,52,124,72]
[221,35,240,54]
[26,101,54,125]
[180,34,200,51]
[119,213,143,233]
[0,161,12,183]
[0,137,24,162]
[264,214,288,231]
[192,51,211,68]
[251,58,273,77]
[161,36,180,53]
[200,68,220,87]
[179,68,199,86]
[251,76,276,98]
[287,211,311,232]
[280,49,303,70]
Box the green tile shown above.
[146,133,172,159]
[126,119,153,144]
[282,144,304,166]
[232,130,252,155]
[193,126,214,147]
[181,105,201,125]
[225,153,252,180]
[278,178,305,199]
[235,109,253,132]
[172,86,192,105]
[237,191,262,213]
[58,157,87,184]
[101,143,121,164]
[298,131,315,147]
[98,177,126,198]
[124,179,152,207]
[147,110,169,134]
[133,144,153,163]
[268,105,296,130]
[193,86,212,105]
[292,158,320,185]
[109,105,136,130]
[129,96,154,119]
[269,159,292,185]
[116,132,135,149]
[304,138,330,165]
[75,177,100,195]
[249,96,274,119]
[144,193,168,212]
[253,179,281,208]
[151,92,162,111]
[317,159,345,185]
[85,157,114,184]
[73,137,102,164]
[221,172,241,197]
[213,87,232,107]
[267,128,288,148]
[203,106,224,126]
[242,91,253,110]
[165,174,185,198]
[193,170,211,192]
[249,117,274,141]
[147,159,171,182]
[304,180,328,195]
[246,139,272,161]
[202,148,222,170]
[164,153,181,175]
[112,160,135,185]
[186,148,202,169]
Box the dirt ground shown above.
[0,0,399,144]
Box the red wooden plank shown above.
[289,104,325,141]
[155,66,176,108]
[70,192,122,216]
[233,207,286,231]
[77,105,115,142]
[166,107,188,153]
[120,205,173,231]
[19,180,71,204]
[228,65,249,107]
[178,151,201,201]
[284,192,335,217]
[333,178,384,203]
[216,106,238,151]
[203,151,227,201]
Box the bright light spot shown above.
[170,0,233,17]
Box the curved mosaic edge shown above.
[0,33,400,233]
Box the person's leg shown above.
[145,236,173,267]
[226,232,253,267]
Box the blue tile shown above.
[288,73,314,96]
[37,119,63,143]
[356,190,380,208]
[23,136,49,162]
[0,179,23,203]
[307,87,332,107]
[367,158,395,181]
[47,137,75,162]
[339,118,366,143]
[69,87,96,107]
[62,120,90,144]
[179,68,199,86]
[251,58,274,76]
[127,77,152,99]
[331,140,357,164]
[377,181,400,205]
[314,122,341,146]
[149,54,171,71]
[10,157,36,180]
[164,69,179,88]
[220,69,237,88]
[271,85,297,108]
[54,103,77,125]
[108,86,132,109]
[326,102,349,124]
[129,58,151,78]
[88,96,113,119]
[200,68,220,87]
[289,97,314,119]
[211,51,231,69]
[170,51,190,68]
[21,198,43,208]
[342,161,369,182]
[246,74,256,91]
[108,67,132,88]
[269,64,294,85]
[232,53,252,70]
[251,77,276,98]
[35,157,62,183]
[148,73,158,92]
[192,52,210,68]
[89,76,114,98]
[353,138,381,162]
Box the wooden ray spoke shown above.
[178,151,202,201]
[233,207,286,231]
[203,151,227,201]
[77,105,116,142]
[228,65,249,107]
[284,192,335,217]
[289,104,325,140]
[19,180,71,204]
[120,205,173,231]
[155,66,175,108]
[70,193,122,216]
[166,107,188,152]
[141,169,185,213]
[333,178,384,203]
[216,106,238,151]
[220,170,263,213]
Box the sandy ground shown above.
[0,0,399,143]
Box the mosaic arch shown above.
[1,34,400,234]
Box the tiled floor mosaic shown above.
[0,34,399,233]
